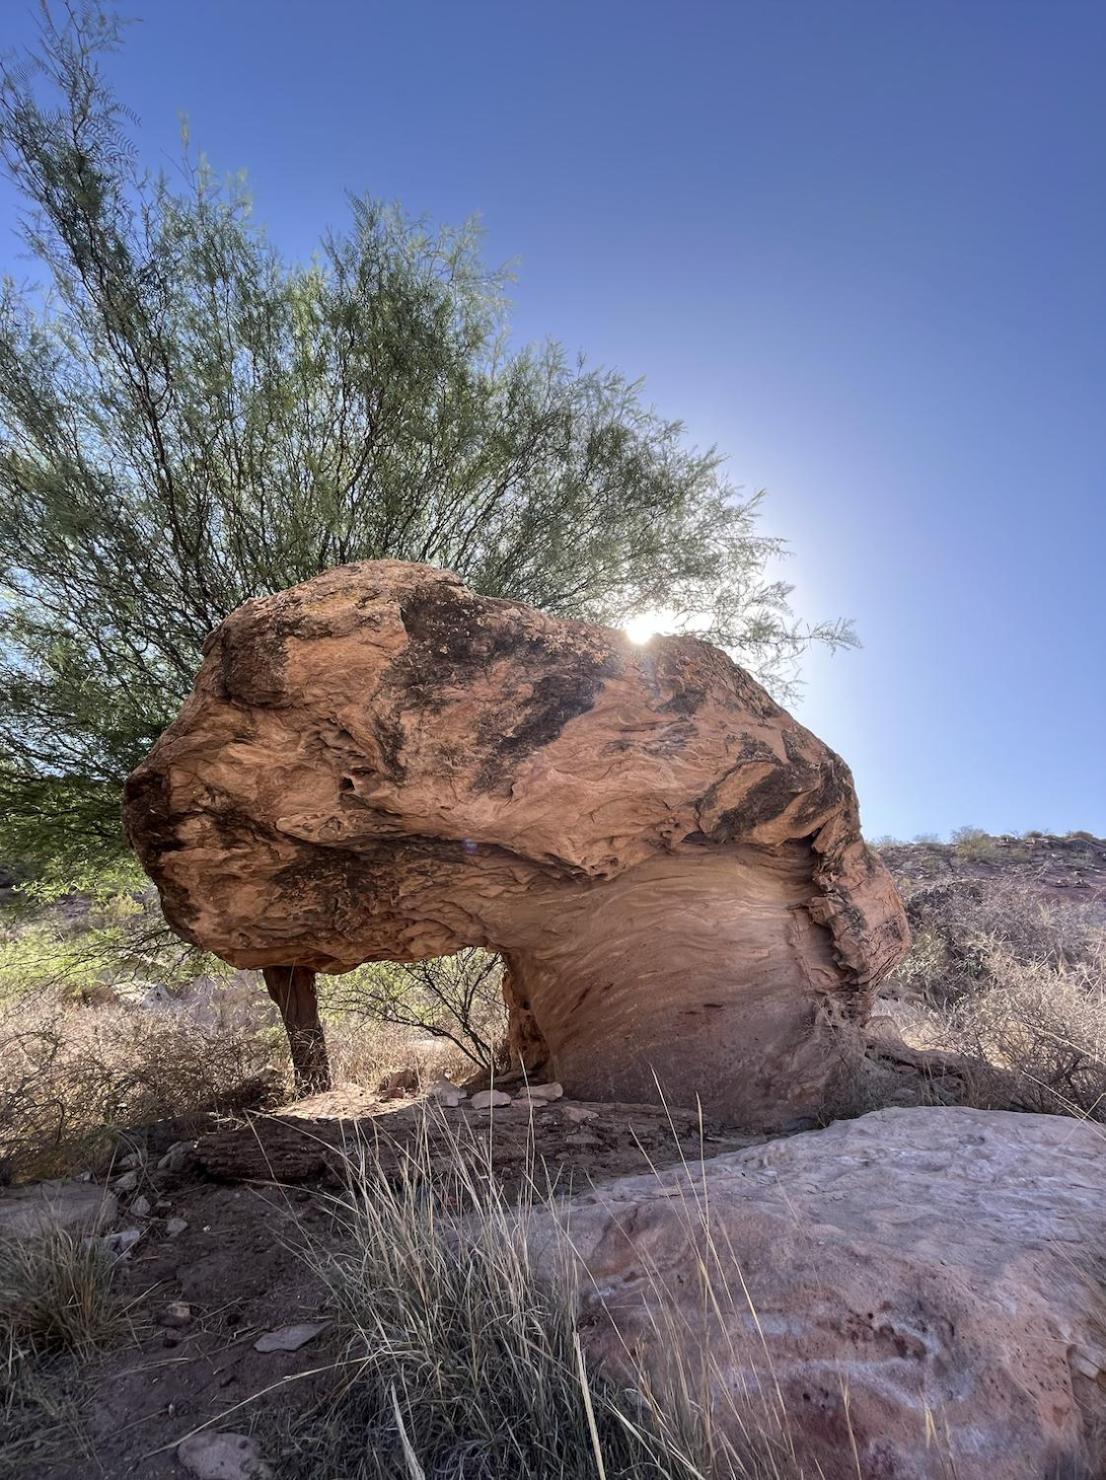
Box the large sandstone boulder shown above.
[124,560,907,1126]
[529,1107,1106,1480]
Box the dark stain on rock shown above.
[122,768,183,866]
[397,586,538,681]
[660,686,706,717]
[711,766,809,839]
[474,650,621,792]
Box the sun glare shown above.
[623,609,674,645]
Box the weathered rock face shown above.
[124,560,907,1126]
[528,1107,1106,1480]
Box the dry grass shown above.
[0,992,282,1182]
[0,1228,123,1359]
[283,1115,813,1480]
[0,1229,124,1477]
[888,876,1106,1007]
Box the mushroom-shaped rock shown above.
[124,561,908,1128]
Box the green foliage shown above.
[949,825,1000,861]
[0,4,852,872]
[0,861,211,1007]
[0,923,124,1005]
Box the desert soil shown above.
[30,1093,759,1480]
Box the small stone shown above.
[523,1082,564,1102]
[101,1226,142,1256]
[563,1105,599,1124]
[470,1089,511,1110]
[117,1149,144,1171]
[429,1077,468,1107]
[166,1216,189,1238]
[253,1319,330,1353]
[159,1300,193,1328]
[511,1095,549,1110]
[113,1169,139,1194]
[177,1431,273,1479]
[157,1141,194,1173]
[131,1195,152,1218]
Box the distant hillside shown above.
[876,830,1106,906]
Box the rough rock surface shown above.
[125,560,907,1127]
[0,1180,118,1239]
[528,1106,1106,1480]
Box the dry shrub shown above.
[875,872,1106,1123]
[323,1008,475,1092]
[0,993,283,1182]
[887,876,1106,1007]
[285,1117,808,1480]
[938,949,1106,1120]
[949,825,1002,862]
[332,948,509,1071]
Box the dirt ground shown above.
[26,1089,760,1480]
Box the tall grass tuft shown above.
[286,1113,812,1480]
[0,1229,123,1476]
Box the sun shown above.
[622,609,675,645]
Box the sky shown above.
[1,0,1103,840]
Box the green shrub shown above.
[949,825,1001,861]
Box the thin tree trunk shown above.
[262,964,331,1095]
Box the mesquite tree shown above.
[0,6,854,1090]
[0,5,853,875]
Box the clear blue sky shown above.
[3,0,1104,840]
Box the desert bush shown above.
[0,1228,122,1358]
[939,949,1106,1120]
[336,949,509,1070]
[0,994,283,1182]
[289,1119,805,1480]
[322,1007,474,1093]
[950,825,1001,862]
[887,877,1106,1007]
[0,878,218,1009]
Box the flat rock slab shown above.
[178,1431,272,1479]
[253,1320,329,1353]
[0,1180,118,1239]
[529,1106,1106,1480]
